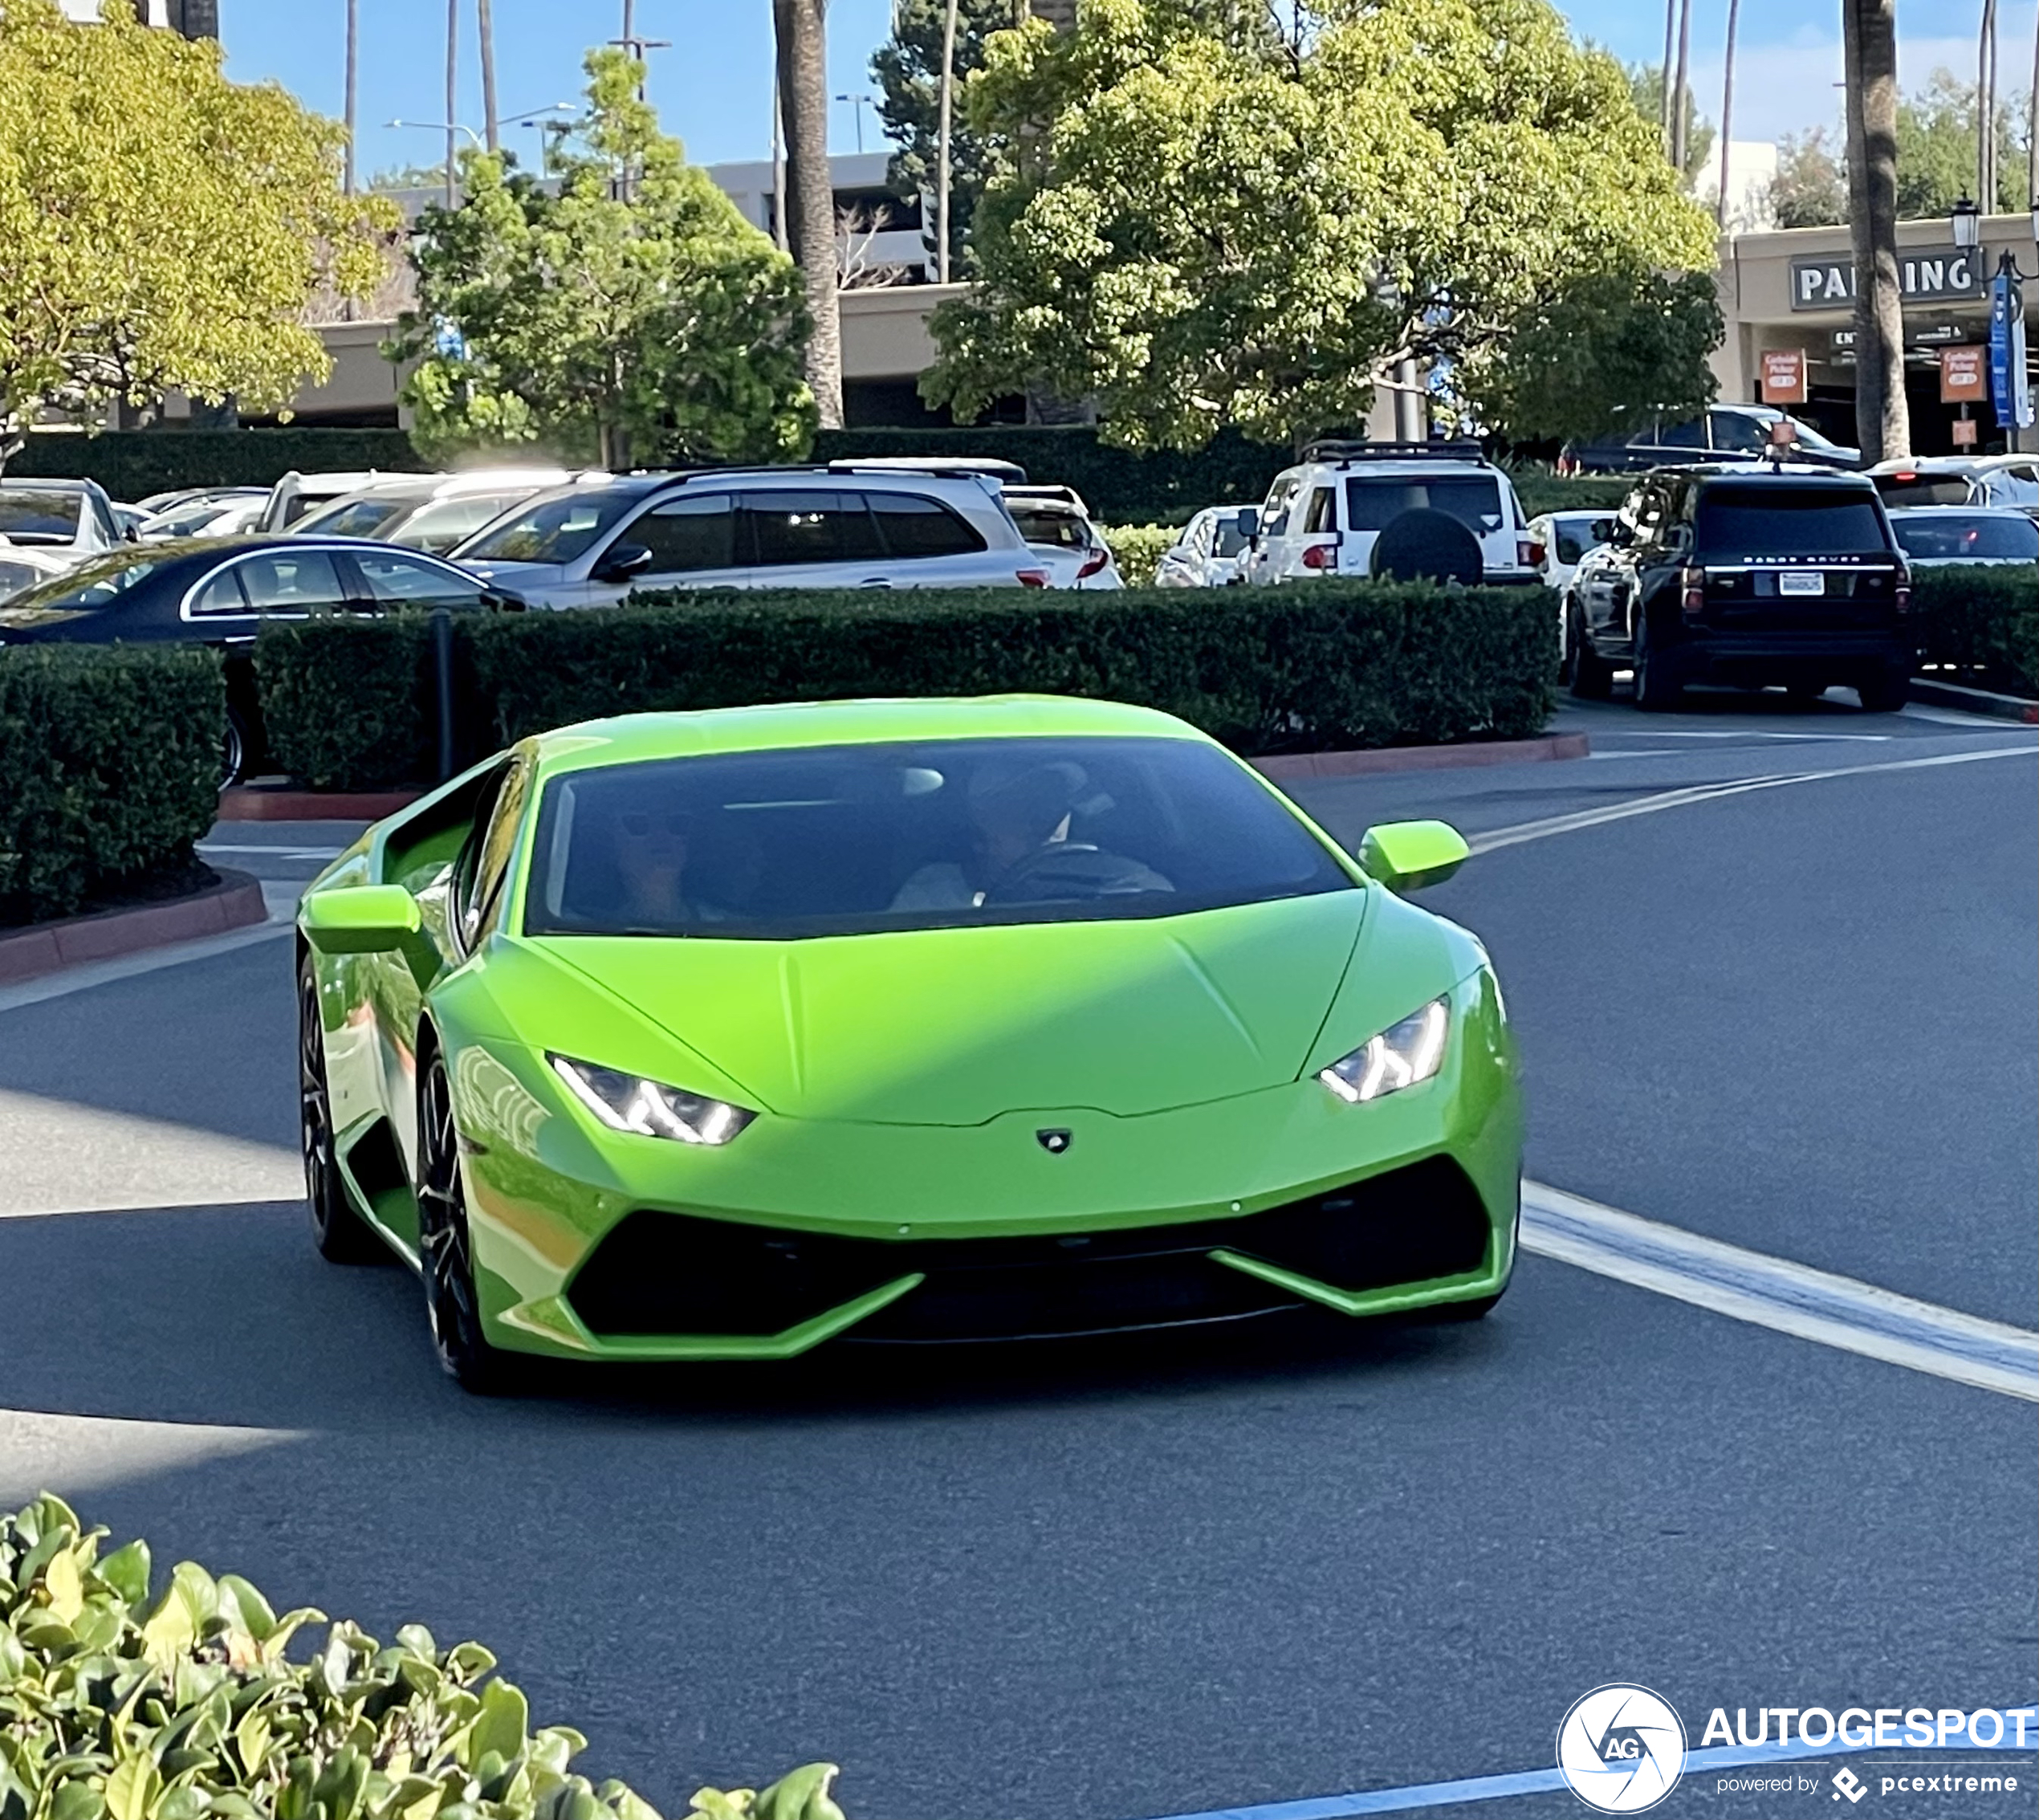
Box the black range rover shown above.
[1561,466,1912,710]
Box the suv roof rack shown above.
[1299,438,1488,466]
[825,456,1029,482]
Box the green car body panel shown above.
[298,695,1524,1362]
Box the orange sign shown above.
[1760,348,1808,404]
[1940,345,1987,403]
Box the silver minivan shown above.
[452,466,1048,606]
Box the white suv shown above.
[452,466,1048,607]
[1238,442,1540,586]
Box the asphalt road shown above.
[2,694,2034,1820]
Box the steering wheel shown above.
[980,842,1165,906]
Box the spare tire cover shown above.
[1369,507,1483,584]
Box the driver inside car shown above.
[891,758,1171,912]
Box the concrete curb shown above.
[218,787,421,822]
[1907,677,2039,724]
[0,869,268,987]
[1253,731,1589,782]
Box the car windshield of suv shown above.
[1890,513,2039,560]
[0,551,171,614]
[0,491,85,544]
[1345,477,1504,535]
[525,736,1357,941]
[1211,519,1248,558]
[1695,487,1890,556]
[293,496,410,539]
[1008,507,1090,550]
[1874,473,1976,507]
[458,491,638,564]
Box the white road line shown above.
[1521,1182,2039,1402]
[1589,729,1893,741]
[1471,739,2037,855]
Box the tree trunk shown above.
[444,0,459,209]
[937,0,959,283]
[1658,0,1675,157]
[478,0,500,153]
[1715,0,1739,228]
[774,0,844,429]
[344,0,359,194]
[1844,0,1909,462]
[1669,0,1693,176]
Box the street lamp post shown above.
[835,92,875,155]
[388,105,576,201]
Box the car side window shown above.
[627,493,737,573]
[1302,487,1337,534]
[1658,420,1707,450]
[231,550,348,613]
[867,491,984,559]
[740,490,885,567]
[1709,411,1768,454]
[352,551,486,606]
[460,760,529,949]
[189,566,253,615]
[1263,478,1300,537]
[92,495,121,545]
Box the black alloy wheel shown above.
[417,1051,510,1393]
[1562,600,1614,700]
[1630,616,1683,711]
[222,706,251,789]
[299,956,381,1263]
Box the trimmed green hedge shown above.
[0,645,224,925]
[0,1494,848,1820]
[254,582,1559,791]
[1911,565,2039,697]
[1097,524,1174,587]
[6,430,428,499]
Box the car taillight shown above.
[1016,567,1051,588]
[1076,545,1110,580]
[1894,565,1911,614]
[1680,564,1705,616]
[1520,539,1545,567]
[1301,542,1334,571]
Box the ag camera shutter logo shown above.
[1557,1684,1687,1813]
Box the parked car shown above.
[0,537,525,781]
[1154,506,1254,588]
[999,484,1123,588]
[1886,506,2039,567]
[258,470,410,532]
[1239,441,1540,587]
[1561,466,1912,711]
[452,466,1048,607]
[136,489,271,541]
[1527,510,1612,594]
[290,469,592,556]
[1565,405,1860,474]
[0,477,131,565]
[1867,455,2039,513]
[0,543,87,603]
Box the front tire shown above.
[1631,617,1683,711]
[1563,600,1614,699]
[417,1050,512,1393]
[299,957,381,1264]
[1856,665,1910,712]
[222,705,251,789]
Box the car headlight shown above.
[549,1054,756,1145]
[1318,998,1449,1104]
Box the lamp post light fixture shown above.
[388,105,580,194]
[1952,192,1983,253]
[835,92,875,155]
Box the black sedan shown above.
[0,537,524,781]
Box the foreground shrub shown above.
[1911,565,2039,696]
[257,617,438,792]
[0,1495,847,1820]
[0,645,223,926]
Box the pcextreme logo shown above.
[1557,1684,1688,1813]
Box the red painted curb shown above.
[217,788,422,821]
[1254,731,1589,782]
[0,869,267,987]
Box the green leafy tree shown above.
[1895,68,2028,218]
[925,0,1720,452]
[392,51,814,470]
[1626,63,1715,185]
[0,0,393,470]
[1765,126,1847,228]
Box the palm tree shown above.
[774,0,844,428]
[478,0,499,153]
[1843,0,1909,461]
[443,0,459,207]
[344,0,359,194]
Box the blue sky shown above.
[217,1,2027,182]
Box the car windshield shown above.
[0,551,172,613]
[293,496,410,539]
[1782,415,1850,457]
[1008,507,1089,550]
[1874,473,1976,508]
[458,490,639,564]
[1890,514,2039,560]
[1552,519,1600,564]
[524,736,1357,941]
[1695,487,1890,556]
[1211,518,1248,557]
[146,498,246,537]
[1345,476,1504,535]
[0,491,85,544]
[394,493,531,552]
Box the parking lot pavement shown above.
[2,698,2032,1820]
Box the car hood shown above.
[523,890,1371,1126]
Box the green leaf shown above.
[464,1681,527,1773]
[105,1758,162,1820]
[214,1578,275,1645]
[97,1542,151,1609]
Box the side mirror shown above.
[1355,820,1470,893]
[1589,518,1616,544]
[301,883,422,955]
[592,542,655,586]
[1234,507,1262,547]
